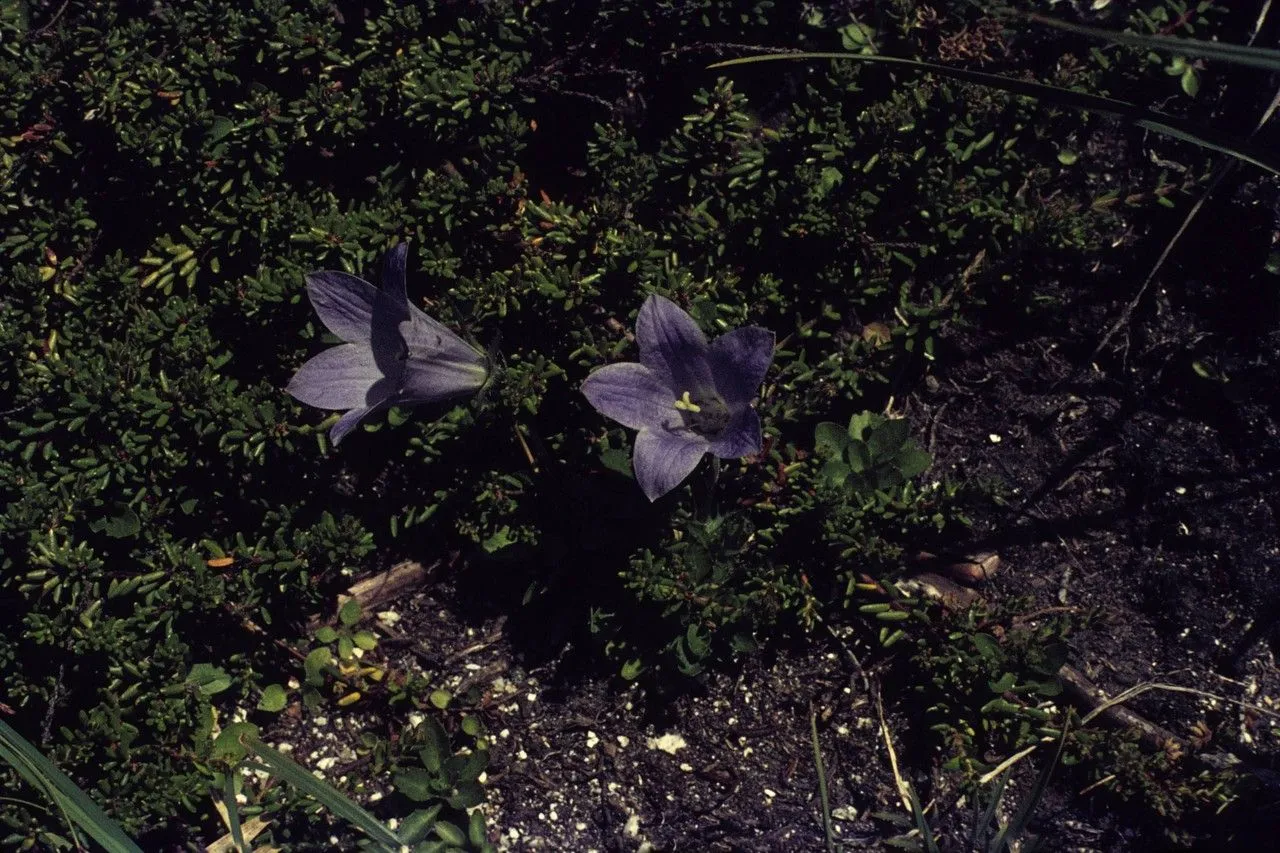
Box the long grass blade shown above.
[244,739,402,850]
[1028,14,1280,73]
[808,702,837,853]
[0,718,143,853]
[996,724,1071,852]
[708,52,1280,175]
[904,780,941,853]
[971,769,1010,851]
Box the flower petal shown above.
[633,427,709,501]
[330,403,382,445]
[305,271,378,343]
[286,344,387,410]
[708,406,762,459]
[370,287,410,386]
[381,242,409,300]
[582,362,679,431]
[636,294,715,395]
[397,357,491,405]
[404,304,492,366]
[708,326,774,407]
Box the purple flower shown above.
[287,244,490,445]
[582,294,775,501]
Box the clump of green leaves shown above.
[392,715,493,851]
[910,604,1074,777]
[815,411,932,497]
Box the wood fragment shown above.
[306,560,431,630]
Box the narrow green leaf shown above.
[245,740,402,849]
[1028,14,1280,74]
[708,52,1280,175]
[0,719,143,853]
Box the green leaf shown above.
[868,418,910,457]
[435,821,467,846]
[186,663,232,697]
[685,624,710,658]
[207,116,235,144]
[469,809,488,847]
[897,446,932,479]
[988,672,1017,693]
[90,504,141,538]
[599,447,635,477]
[394,767,436,802]
[314,626,338,644]
[446,781,485,809]
[303,648,331,686]
[1181,67,1200,98]
[970,633,1002,661]
[846,410,880,442]
[338,598,361,627]
[481,525,515,553]
[257,684,288,713]
[845,440,872,474]
[814,421,849,458]
[397,806,443,845]
[419,719,450,773]
[0,719,144,853]
[820,458,850,487]
[211,722,259,763]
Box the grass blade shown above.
[904,780,941,853]
[244,739,402,851]
[0,718,143,853]
[809,702,836,853]
[995,723,1071,852]
[1028,14,1280,74]
[708,52,1280,175]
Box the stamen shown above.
[672,390,702,413]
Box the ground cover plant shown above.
[2,0,1279,849]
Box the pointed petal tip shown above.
[633,428,708,501]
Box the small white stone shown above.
[616,735,630,748]
[586,730,600,749]
[625,815,641,837]
[376,610,401,625]
[526,693,538,703]
[763,788,777,798]
[647,733,687,755]
[988,433,1002,443]
[679,763,693,772]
